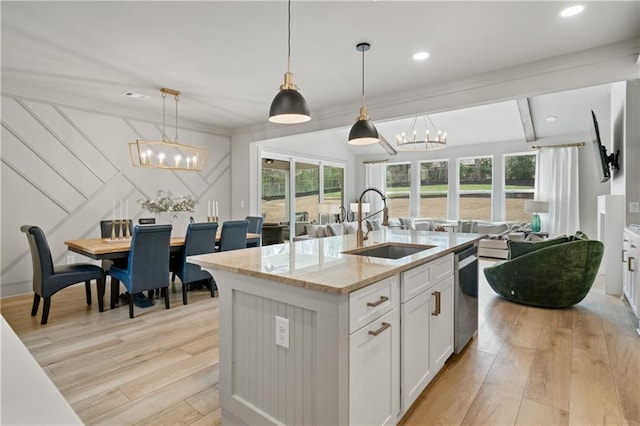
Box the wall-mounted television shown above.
[590,110,619,183]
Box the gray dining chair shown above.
[21,225,105,324]
[219,220,249,252]
[245,215,264,247]
[109,224,172,318]
[170,222,218,304]
[99,220,134,273]
[138,217,156,225]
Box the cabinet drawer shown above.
[401,254,453,302]
[350,275,399,333]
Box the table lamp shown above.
[524,200,549,232]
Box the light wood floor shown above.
[2,261,639,425]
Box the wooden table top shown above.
[64,233,261,259]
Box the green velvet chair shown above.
[483,238,604,308]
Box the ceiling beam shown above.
[517,97,537,142]
[378,135,397,156]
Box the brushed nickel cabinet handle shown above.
[629,256,636,272]
[432,291,441,316]
[367,295,389,307]
[368,322,391,336]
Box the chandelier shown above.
[396,115,447,151]
[129,88,207,171]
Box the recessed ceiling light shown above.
[545,116,558,123]
[122,91,149,100]
[560,5,584,18]
[412,51,430,61]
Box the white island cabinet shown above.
[191,230,483,425]
[400,254,454,413]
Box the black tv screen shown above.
[591,110,611,183]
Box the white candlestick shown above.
[112,200,115,222]
[208,200,211,217]
[126,200,128,220]
[120,200,123,221]
[215,201,219,217]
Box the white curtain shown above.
[536,147,580,236]
[364,162,386,216]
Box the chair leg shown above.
[171,272,176,283]
[85,280,92,305]
[97,278,105,312]
[182,282,188,305]
[164,287,170,309]
[129,301,134,319]
[41,297,51,325]
[110,278,120,309]
[31,294,41,316]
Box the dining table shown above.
[64,232,262,261]
[65,232,261,309]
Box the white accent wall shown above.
[1,94,231,297]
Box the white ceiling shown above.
[2,1,639,152]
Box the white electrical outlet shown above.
[630,202,640,214]
[66,255,75,264]
[275,316,289,349]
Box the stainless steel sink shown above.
[343,242,435,260]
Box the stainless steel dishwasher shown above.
[454,245,478,353]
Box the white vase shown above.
[155,212,191,238]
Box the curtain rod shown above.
[531,142,585,150]
[362,159,389,164]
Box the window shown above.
[295,162,320,223]
[420,160,448,218]
[504,153,536,222]
[323,165,344,221]
[386,163,411,218]
[458,157,492,221]
[261,159,290,223]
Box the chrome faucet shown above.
[356,187,389,247]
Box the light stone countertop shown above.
[190,229,485,294]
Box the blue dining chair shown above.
[99,220,133,273]
[245,216,264,247]
[109,224,172,318]
[21,225,105,324]
[170,222,218,304]
[219,220,249,252]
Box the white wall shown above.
[610,80,640,225]
[1,94,231,297]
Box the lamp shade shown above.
[348,118,379,145]
[524,200,549,213]
[350,202,371,214]
[269,88,311,124]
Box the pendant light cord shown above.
[174,93,179,143]
[361,47,365,109]
[287,0,291,73]
[162,91,167,142]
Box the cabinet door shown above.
[430,275,454,372]
[350,308,400,426]
[400,289,431,413]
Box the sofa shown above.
[395,218,531,259]
[483,234,604,308]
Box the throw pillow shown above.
[366,219,382,231]
[327,223,344,236]
[569,230,589,241]
[343,221,359,235]
[507,236,570,260]
[305,224,318,238]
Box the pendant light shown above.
[348,42,379,145]
[268,0,311,124]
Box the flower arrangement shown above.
[139,190,197,217]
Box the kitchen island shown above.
[191,229,484,425]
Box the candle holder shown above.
[110,219,116,241]
[125,219,131,239]
[118,219,124,240]
[213,216,219,223]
